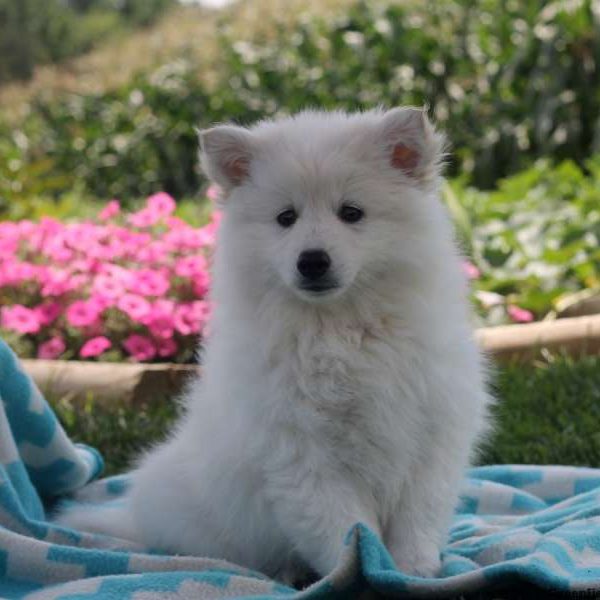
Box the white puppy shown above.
[58,108,491,581]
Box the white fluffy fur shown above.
[56,108,491,581]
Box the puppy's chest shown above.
[272,321,415,437]
[268,325,419,496]
[290,328,382,405]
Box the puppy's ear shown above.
[379,107,445,185]
[199,125,256,191]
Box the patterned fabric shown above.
[2,337,600,599]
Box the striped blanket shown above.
[2,337,600,599]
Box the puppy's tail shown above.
[53,499,139,543]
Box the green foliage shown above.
[49,355,600,476]
[451,158,600,323]
[219,0,600,187]
[2,62,213,205]
[2,0,600,206]
[0,0,174,84]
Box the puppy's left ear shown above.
[379,107,445,185]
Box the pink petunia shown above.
[37,337,66,360]
[192,271,211,297]
[92,274,127,301]
[156,338,177,358]
[40,269,79,297]
[34,302,62,326]
[66,300,103,328]
[197,221,219,247]
[173,302,209,336]
[80,336,112,358]
[2,261,38,286]
[147,314,175,340]
[130,269,170,297]
[137,241,168,264]
[117,294,151,322]
[128,208,161,229]
[462,260,481,280]
[123,334,156,361]
[99,200,121,221]
[507,305,534,323]
[1,305,41,334]
[146,192,176,217]
[174,255,208,279]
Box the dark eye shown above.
[338,204,364,224]
[276,208,298,228]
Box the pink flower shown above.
[34,302,62,326]
[37,337,66,359]
[1,305,41,334]
[173,301,209,335]
[92,274,126,301]
[40,269,78,297]
[165,216,187,230]
[117,294,151,322]
[156,338,177,358]
[507,305,535,323]
[99,200,121,220]
[2,261,38,285]
[137,241,168,264]
[80,336,112,358]
[146,313,175,340]
[66,300,103,328]
[174,255,208,278]
[197,220,219,247]
[153,299,175,315]
[130,269,170,297]
[128,205,162,228]
[462,260,481,280]
[123,334,156,361]
[147,192,176,217]
[192,271,211,297]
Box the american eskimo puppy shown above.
[58,107,491,581]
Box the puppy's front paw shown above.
[390,540,441,578]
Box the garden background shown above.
[1,0,599,474]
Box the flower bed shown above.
[0,190,219,363]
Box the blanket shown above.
[2,337,600,599]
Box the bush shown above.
[2,0,599,208]
[218,0,600,188]
[455,157,600,325]
[0,62,214,209]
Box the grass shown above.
[479,354,600,466]
[50,354,600,476]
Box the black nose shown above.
[297,249,331,281]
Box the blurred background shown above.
[1,1,599,327]
[1,0,599,471]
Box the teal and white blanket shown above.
[2,337,600,599]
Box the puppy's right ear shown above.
[199,125,256,191]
